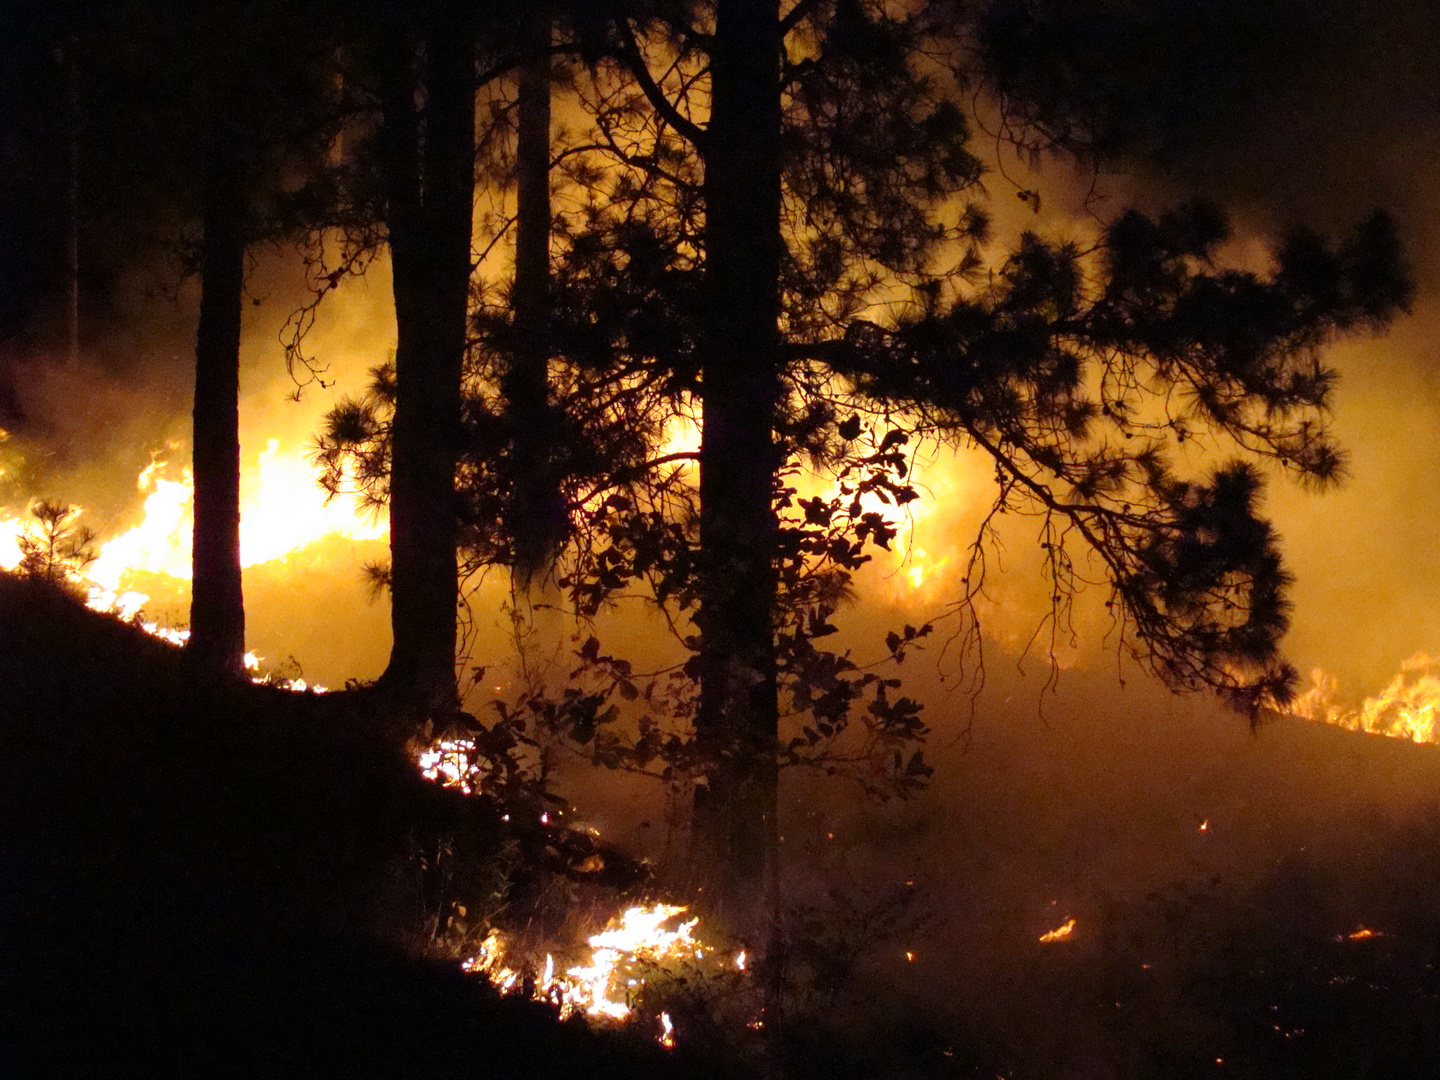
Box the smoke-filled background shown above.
[5,1,1440,1071]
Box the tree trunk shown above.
[378,19,474,714]
[188,128,246,676]
[691,0,785,932]
[504,12,563,584]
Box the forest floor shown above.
[6,569,1440,1079]
[0,572,717,1080]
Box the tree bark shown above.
[377,18,474,714]
[188,127,246,676]
[505,12,564,584]
[691,0,785,931]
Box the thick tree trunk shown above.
[188,132,246,676]
[504,13,563,583]
[379,21,474,713]
[692,0,784,931]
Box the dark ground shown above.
[0,572,713,1079]
[9,568,1440,1079]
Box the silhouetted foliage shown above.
[16,498,95,587]
[316,0,1409,927]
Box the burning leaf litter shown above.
[460,902,746,1040]
[1038,917,1077,944]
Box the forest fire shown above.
[1290,657,1440,745]
[415,733,746,1043]
[464,904,702,1021]
[0,437,383,625]
[460,901,743,1042]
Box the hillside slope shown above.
[0,573,699,1079]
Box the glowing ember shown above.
[416,737,484,794]
[1039,917,1077,944]
[1343,927,1381,942]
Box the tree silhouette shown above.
[364,2,478,713]
[582,0,1412,928]
[316,0,1410,938]
[37,0,348,675]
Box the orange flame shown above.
[1038,917,1077,944]
[0,438,381,689]
[461,902,744,1039]
[1291,656,1440,744]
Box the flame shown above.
[1291,656,1440,744]
[462,902,740,1034]
[1343,927,1381,942]
[0,438,377,691]
[241,439,386,563]
[1038,917,1077,944]
[5,437,383,590]
[416,737,484,794]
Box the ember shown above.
[1038,917,1077,944]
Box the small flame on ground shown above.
[417,737,484,794]
[1342,927,1381,942]
[1039,917,1077,944]
[462,902,741,1038]
[416,743,747,1047]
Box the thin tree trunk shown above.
[378,20,474,713]
[692,0,784,932]
[63,40,80,369]
[188,129,246,676]
[505,11,562,584]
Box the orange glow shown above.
[460,902,743,1042]
[1038,917,1077,944]
[1292,656,1440,744]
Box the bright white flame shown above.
[240,439,385,564]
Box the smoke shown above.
[2,8,1438,1068]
